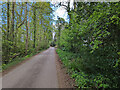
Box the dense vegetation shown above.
[55,2,120,88]
[1,1,120,88]
[2,2,53,68]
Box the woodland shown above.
[55,2,120,88]
[2,1,120,88]
[2,2,53,65]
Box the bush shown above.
[56,48,119,88]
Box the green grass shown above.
[1,49,45,72]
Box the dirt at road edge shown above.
[55,49,75,88]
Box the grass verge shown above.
[1,49,46,72]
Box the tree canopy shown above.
[2,2,53,64]
[54,1,120,88]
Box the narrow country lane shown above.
[2,47,58,88]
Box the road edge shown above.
[55,48,75,88]
[2,48,49,77]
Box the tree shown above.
[54,2,120,88]
[25,2,28,55]
[11,2,15,41]
[2,2,53,64]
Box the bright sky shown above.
[51,0,73,22]
[50,0,74,39]
[53,6,69,22]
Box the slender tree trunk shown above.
[7,2,9,40]
[39,19,42,49]
[58,25,61,48]
[67,0,71,22]
[33,6,36,48]
[6,1,10,64]
[28,10,30,49]
[25,2,28,55]
[11,2,15,41]
[39,18,43,49]
[43,29,46,48]
[74,1,76,10]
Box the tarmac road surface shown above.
[2,47,58,88]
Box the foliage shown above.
[55,1,120,88]
[2,49,45,71]
[2,2,53,65]
[56,49,119,88]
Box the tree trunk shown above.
[25,2,28,55]
[67,0,71,22]
[11,2,15,41]
[58,25,61,48]
[6,1,10,64]
[7,2,9,40]
[33,6,36,48]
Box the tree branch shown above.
[16,18,26,29]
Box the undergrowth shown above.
[56,48,119,88]
[2,49,46,72]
